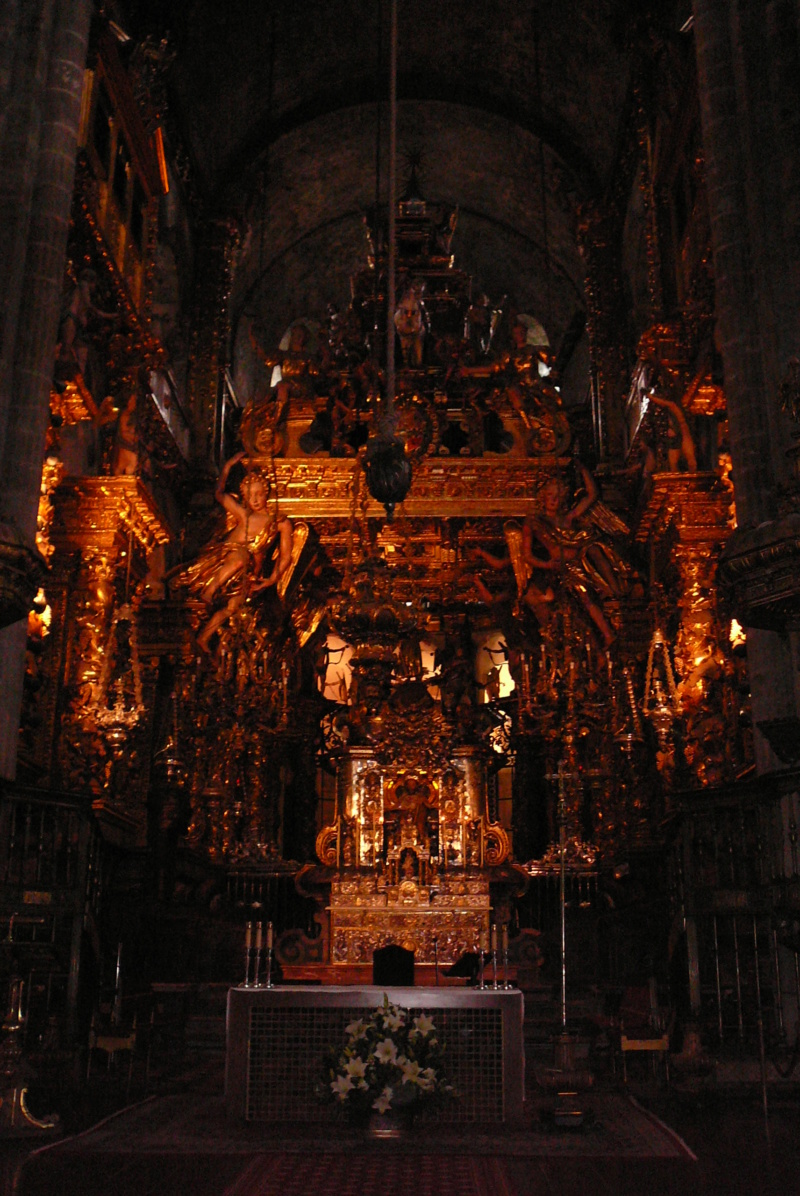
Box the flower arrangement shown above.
[319,994,455,1120]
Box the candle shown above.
[479,930,489,953]
[266,921,273,950]
[245,921,252,951]
[502,925,508,953]
[491,924,498,952]
[255,922,262,951]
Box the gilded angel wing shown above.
[503,520,532,598]
[277,519,309,601]
[278,519,329,645]
[588,500,629,539]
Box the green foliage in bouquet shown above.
[318,994,456,1119]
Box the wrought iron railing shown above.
[667,772,800,1065]
[0,783,101,1044]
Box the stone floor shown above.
[2,1025,800,1195]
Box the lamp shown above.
[94,601,146,750]
[642,628,679,759]
[93,531,145,751]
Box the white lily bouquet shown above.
[319,994,455,1121]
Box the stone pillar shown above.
[694,0,800,774]
[0,0,92,778]
[692,0,784,526]
[0,0,57,462]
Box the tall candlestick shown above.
[244,921,253,987]
[265,921,274,988]
[502,925,510,989]
[478,933,487,990]
[253,923,263,988]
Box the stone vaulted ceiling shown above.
[128,0,654,404]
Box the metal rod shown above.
[713,914,724,1041]
[733,914,744,1042]
[5,803,18,884]
[22,804,32,884]
[559,766,567,1033]
[385,0,397,416]
[36,807,45,884]
[113,941,123,1025]
[752,915,770,1134]
[772,926,785,1040]
[372,0,383,361]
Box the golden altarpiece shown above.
[18,88,752,989]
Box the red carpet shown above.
[222,1154,512,1196]
[17,1090,698,1196]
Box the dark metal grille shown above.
[246,1004,504,1122]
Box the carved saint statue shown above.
[475,462,631,647]
[243,321,321,455]
[55,267,118,386]
[394,284,428,367]
[171,451,293,651]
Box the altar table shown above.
[225,984,525,1126]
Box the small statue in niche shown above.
[434,205,458,257]
[325,302,365,368]
[394,284,428,367]
[111,391,140,476]
[646,388,698,472]
[300,378,368,456]
[464,292,492,357]
[458,315,570,455]
[55,267,118,391]
[439,767,462,820]
[501,321,571,455]
[244,321,320,454]
[254,320,320,410]
[170,451,293,651]
[400,848,419,880]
